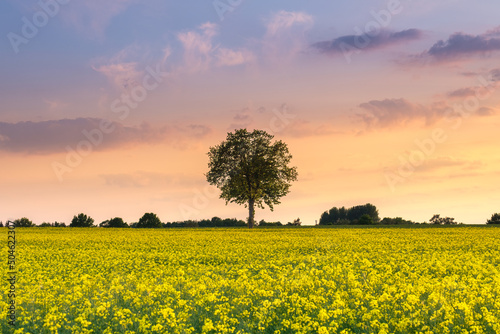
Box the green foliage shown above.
[70,213,95,227]
[257,219,283,227]
[39,221,67,227]
[206,129,298,228]
[14,217,34,227]
[319,203,379,225]
[136,213,162,228]
[380,217,416,225]
[164,217,246,228]
[100,217,128,228]
[287,218,302,226]
[487,213,500,224]
[429,214,458,225]
[358,214,375,225]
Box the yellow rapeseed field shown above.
[2,226,500,333]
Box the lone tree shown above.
[206,129,298,228]
[70,213,94,227]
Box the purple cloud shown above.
[0,118,211,154]
[312,29,422,55]
[418,27,500,62]
[357,97,496,130]
[357,98,438,128]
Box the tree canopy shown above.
[206,129,298,228]
[136,213,162,228]
[429,214,458,225]
[486,213,500,224]
[14,217,34,227]
[319,203,380,225]
[70,213,95,227]
[100,217,129,228]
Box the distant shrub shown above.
[487,213,500,224]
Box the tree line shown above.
[1,213,292,228]
[3,208,500,228]
[319,204,500,225]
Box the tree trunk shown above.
[248,198,255,228]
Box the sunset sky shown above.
[1,0,499,225]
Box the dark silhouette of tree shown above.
[429,214,457,225]
[211,216,223,227]
[206,129,298,228]
[257,219,283,227]
[486,213,500,224]
[14,217,34,227]
[287,218,302,226]
[136,213,162,228]
[100,217,128,228]
[39,221,67,227]
[70,213,95,227]
[358,214,375,225]
[380,217,415,225]
[319,204,379,225]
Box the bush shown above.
[358,214,375,225]
[429,214,458,225]
[39,221,67,227]
[380,217,416,225]
[14,217,34,227]
[70,214,95,227]
[258,220,283,227]
[100,217,128,228]
[487,213,500,224]
[136,213,162,228]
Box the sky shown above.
[1,0,500,225]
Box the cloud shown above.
[312,29,422,55]
[91,44,152,92]
[275,119,341,138]
[357,98,442,128]
[228,107,253,130]
[417,157,483,174]
[92,62,142,91]
[415,27,500,62]
[178,23,253,73]
[446,69,499,99]
[447,87,477,98]
[491,68,500,81]
[265,11,313,37]
[476,107,496,117]
[101,171,200,188]
[357,96,497,129]
[0,118,211,154]
[44,99,69,112]
[216,48,254,67]
[260,11,313,65]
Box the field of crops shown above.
[2,226,500,333]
